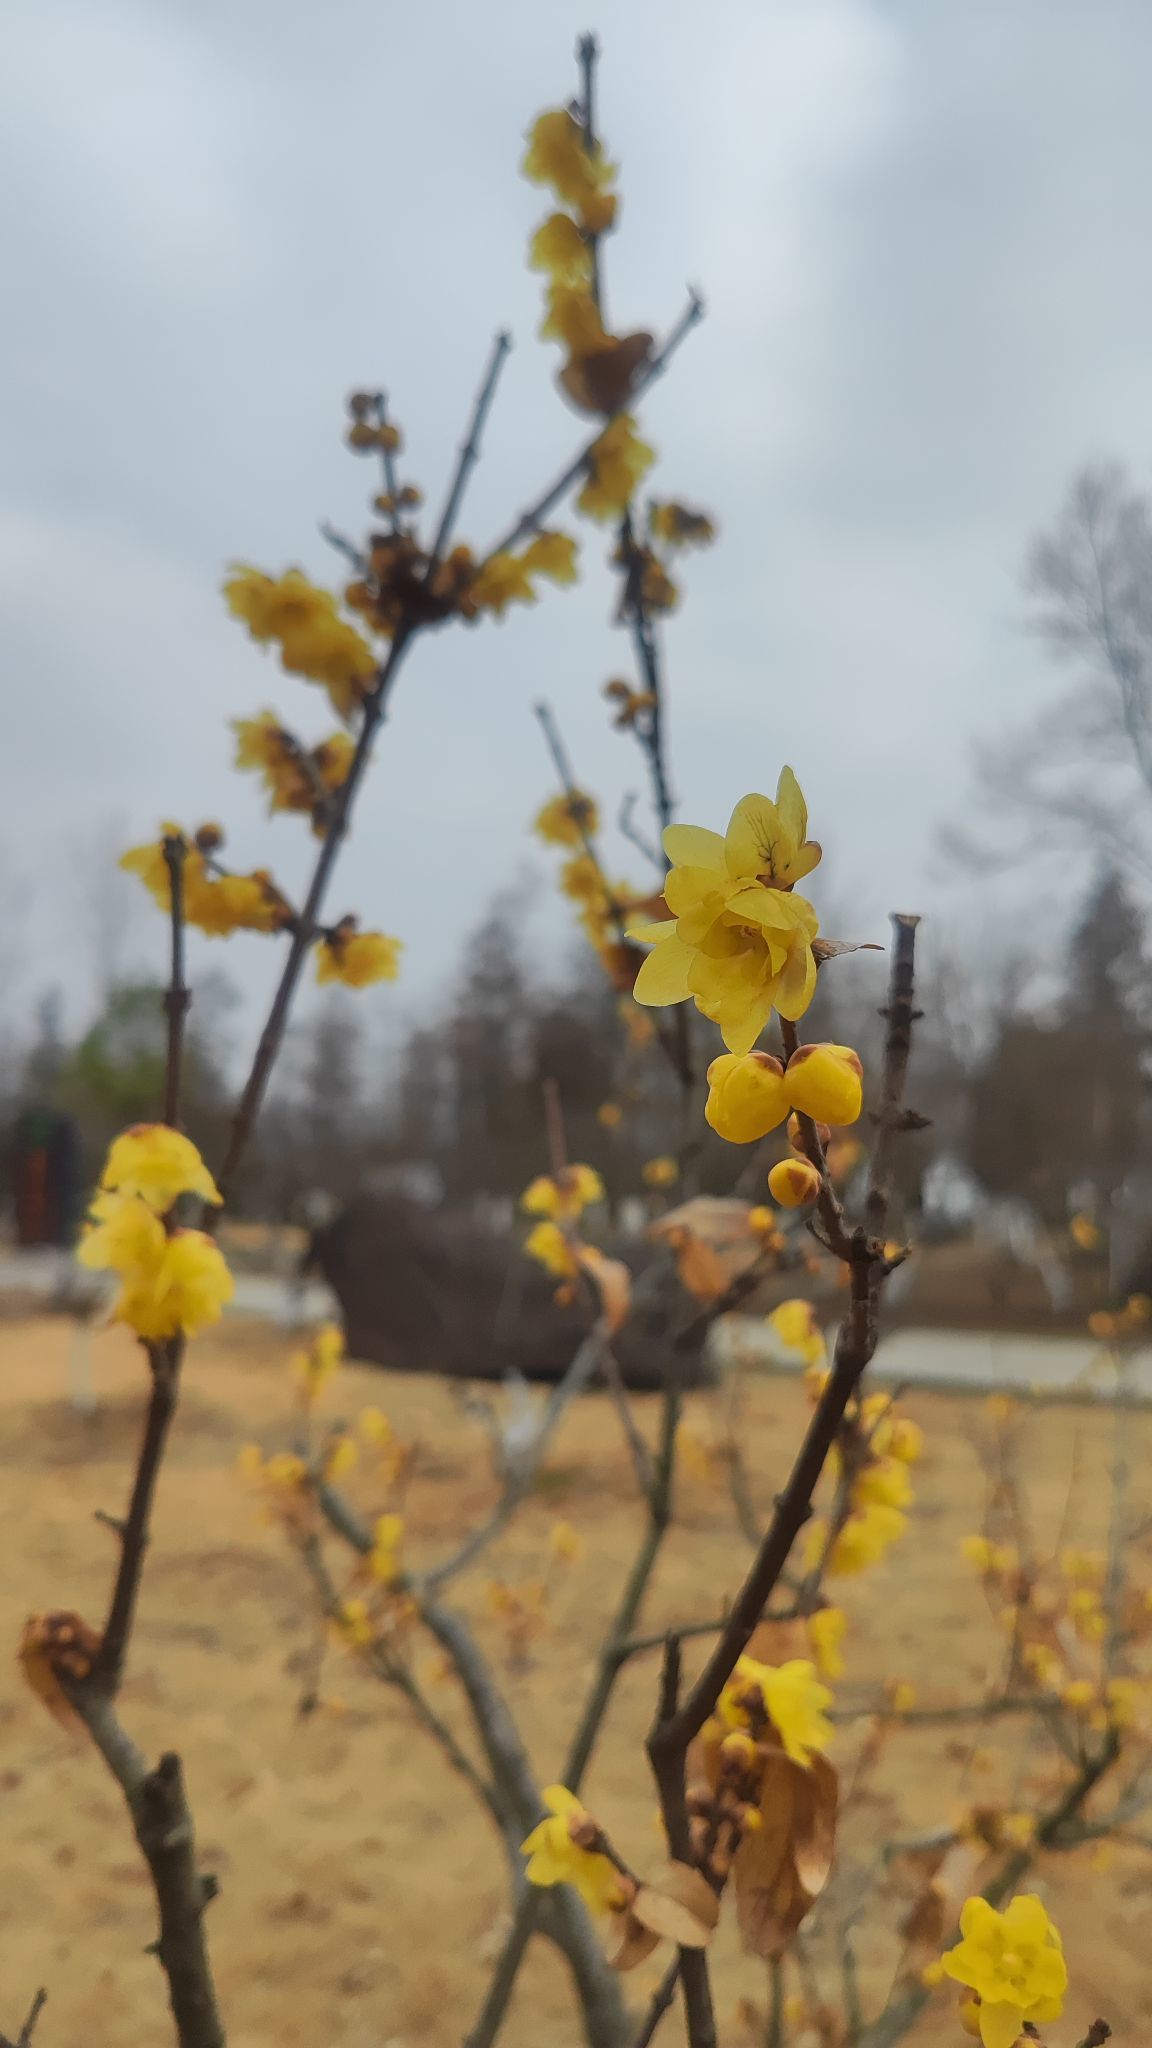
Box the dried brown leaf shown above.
[604,1910,661,1972]
[558,332,655,416]
[632,1861,720,1948]
[812,938,884,966]
[576,1245,632,1334]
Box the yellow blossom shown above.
[521,1164,605,1221]
[853,1455,914,1513]
[872,1414,924,1464]
[224,565,377,721]
[1061,1679,1096,1714]
[293,1323,345,1404]
[1059,1548,1106,1584]
[265,1451,308,1491]
[719,1656,834,1766]
[323,1435,358,1481]
[315,925,403,988]
[942,1895,1067,2048]
[783,1044,864,1128]
[808,1606,846,1680]
[522,109,617,232]
[334,1597,374,1649]
[101,1125,221,1213]
[649,501,716,548]
[549,1521,583,1563]
[812,1502,907,1577]
[521,1784,625,1915]
[470,550,538,618]
[522,530,580,585]
[630,773,821,1054]
[768,1158,821,1208]
[961,1536,1017,1576]
[642,1155,679,1189]
[540,281,611,356]
[1070,1213,1100,1251]
[370,1512,405,1583]
[358,1406,393,1446]
[577,414,655,521]
[887,1679,918,1714]
[529,212,592,285]
[766,1299,825,1367]
[705,1051,790,1143]
[534,789,599,847]
[524,1220,579,1280]
[109,1220,233,1335]
[597,1101,623,1129]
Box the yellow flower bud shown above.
[705,1051,790,1144]
[767,1158,821,1208]
[784,1043,864,1127]
[787,1110,831,1155]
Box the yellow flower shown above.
[315,925,403,988]
[853,1455,914,1512]
[540,281,611,356]
[224,564,333,641]
[101,1125,221,1213]
[1070,1213,1100,1251]
[357,1405,392,1446]
[522,529,580,585]
[1061,1678,1096,1715]
[766,1299,825,1366]
[224,566,378,720]
[293,1322,345,1403]
[529,212,593,285]
[719,1657,833,1766]
[597,1101,623,1129]
[334,1596,374,1649]
[549,1520,583,1562]
[370,1512,405,1583]
[705,1051,790,1143]
[121,834,289,939]
[888,1679,918,1714]
[808,1607,846,1680]
[961,1536,1017,1575]
[942,1895,1066,2048]
[631,774,821,1054]
[470,550,538,618]
[233,713,353,819]
[521,1165,605,1221]
[642,1156,679,1189]
[81,1199,233,1342]
[521,109,618,232]
[1059,1547,1106,1585]
[323,1435,358,1481]
[814,1502,907,1577]
[534,789,599,847]
[649,501,717,549]
[524,1220,579,1280]
[871,1414,924,1464]
[577,415,655,521]
[521,1784,625,1915]
[768,1158,821,1209]
[784,1044,864,1128]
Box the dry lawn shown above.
[2,1314,1151,2046]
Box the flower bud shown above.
[705,1052,790,1144]
[767,1158,821,1208]
[784,1044,864,1127]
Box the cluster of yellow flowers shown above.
[631,771,823,1054]
[1087,1291,1151,1344]
[941,1894,1066,2048]
[531,787,661,993]
[77,1126,233,1343]
[468,530,581,619]
[292,1322,346,1406]
[121,824,291,940]
[224,566,379,722]
[314,916,403,989]
[522,1164,603,1287]
[233,712,354,831]
[804,1389,923,1578]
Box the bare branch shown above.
[161,835,190,1128]
[426,330,514,574]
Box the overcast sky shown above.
[3,0,1152,1053]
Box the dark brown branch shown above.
[576,32,604,318]
[216,627,414,1200]
[0,1990,47,2048]
[426,330,513,574]
[647,1636,717,2048]
[649,920,921,1760]
[630,1959,680,2048]
[92,1343,181,1691]
[864,913,922,1240]
[484,291,705,564]
[161,835,190,1127]
[1074,2023,1112,2048]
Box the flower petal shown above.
[663,823,725,870]
[978,2001,1027,2048]
[634,933,695,1005]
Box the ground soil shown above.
[2,1313,1149,2047]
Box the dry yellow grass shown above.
[3,1313,1152,2046]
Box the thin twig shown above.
[91,1346,181,1690]
[631,1958,680,2048]
[0,1990,47,2048]
[216,627,414,1200]
[576,33,604,319]
[427,330,513,574]
[618,790,663,871]
[161,835,190,1127]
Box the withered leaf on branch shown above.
[896,1836,986,1980]
[650,1197,763,1303]
[19,1611,102,1735]
[812,938,884,967]
[559,332,655,416]
[733,1749,839,1959]
[603,1910,661,1972]
[631,1860,720,1948]
[576,1244,632,1333]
